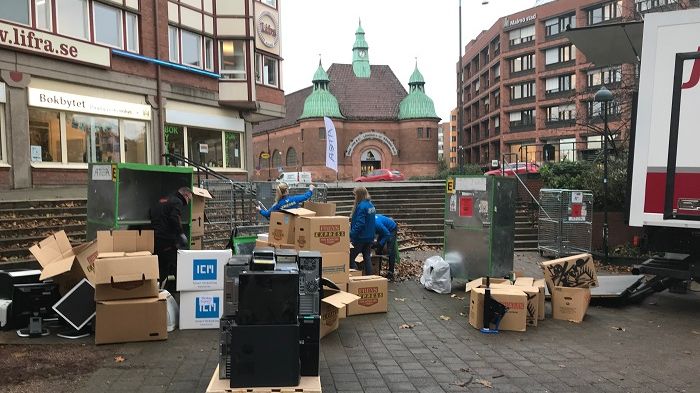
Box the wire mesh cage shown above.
[538,189,593,258]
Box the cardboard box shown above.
[349,269,362,277]
[94,254,160,301]
[534,279,546,320]
[96,230,154,254]
[191,187,212,237]
[255,239,270,249]
[514,277,534,287]
[190,236,203,250]
[515,286,540,327]
[465,277,511,293]
[269,208,316,246]
[179,290,224,329]
[176,250,232,291]
[541,253,598,291]
[551,286,591,323]
[304,201,337,217]
[320,287,359,338]
[95,292,167,344]
[321,251,350,285]
[29,231,97,294]
[469,287,527,332]
[338,283,348,319]
[295,216,350,253]
[347,275,388,316]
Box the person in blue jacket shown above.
[349,186,376,275]
[256,182,315,219]
[374,214,398,281]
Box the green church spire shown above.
[399,61,439,120]
[300,59,344,120]
[352,19,370,78]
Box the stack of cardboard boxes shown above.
[256,201,389,336]
[189,187,213,250]
[466,253,597,332]
[177,249,232,329]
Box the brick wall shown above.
[256,85,285,106]
[32,168,87,186]
[0,167,10,190]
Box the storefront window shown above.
[560,138,577,162]
[164,124,185,161]
[29,109,62,163]
[0,0,30,25]
[124,120,147,163]
[225,132,242,168]
[67,114,120,163]
[188,128,223,167]
[57,0,90,40]
[94,2,123,48]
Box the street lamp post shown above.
[457,0,464,171]
[594,86,613,263]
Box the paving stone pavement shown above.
[5,253,700,393]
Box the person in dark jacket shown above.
[349,186,376,275]
[257,182,315,219]
[150,186,193,284]
[374,214,398,281]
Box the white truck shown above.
[627,9,700,295]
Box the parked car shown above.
[355,169,405,182]
[277,171,312,184]
[484,162,539,176]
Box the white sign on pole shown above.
[324,116,338,172]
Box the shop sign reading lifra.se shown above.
[0,21,110,67]
[28,88,151,121]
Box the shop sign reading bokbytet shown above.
[0,21,111,67]
[28,88,152,121]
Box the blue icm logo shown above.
[195,296,220,319]
[193,259,217,280]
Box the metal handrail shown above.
[162,152,230,183]
[501,156,552,220]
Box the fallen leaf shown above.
[683,351,691,355]
[692,331,700,335]
[459,312,466,316]
[114,356,125,363]
[399,323,415,329]
[439,315,451,321]
[492,373,504,379]
[474,378,493,388]
[459,368,470,373]
[559,364,566,368]
[451,294,456,298]
[452,375,473,387]
[455,296,465,300]
[612,326,626,332]
[394,297,405,302]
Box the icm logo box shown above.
[195,296,220,319]
[193,259,217,280]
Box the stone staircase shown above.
[0,199,87,267]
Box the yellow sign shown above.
[446,178,455,194]
[261,152,271,159]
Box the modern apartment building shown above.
[0,0,285,189]
[457,0,695,166]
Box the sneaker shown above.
[386,272,395,282]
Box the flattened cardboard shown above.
[465,277,511,293]
[534,279,546,320]
[320,287,359,338]
[304,201,337,217]
[29,231,96,293]
[94,255,159,301]
[295,216,350,253]
[514,277,535,287]
[349,269,362,277]
[469,287,527,332]
[552,286,591,323]
[338,283,348,319]
[347,275,388,316]
[96,230,154,254]
[179,290,224,329]
[95,292,167,344]
[541,253,598,291]
[268,209,316,246]
[176,249,232,291]
[321,251,350,285]
[514,286,540,327]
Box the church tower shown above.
[352,19,370,78]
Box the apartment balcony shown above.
[509,122,535,132]
[544,60,576,71]
[219,80,286,122]
[544,119,576,129]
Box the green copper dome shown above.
[300,61,344,120]
[399,63,439,120]
[353,19,368,49]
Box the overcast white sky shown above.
[280,0,537,122]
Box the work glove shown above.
[179,233,189,249]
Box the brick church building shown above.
[253,22,441,181]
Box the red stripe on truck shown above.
[644,172,700,214]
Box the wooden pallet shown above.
[206,366,322,393]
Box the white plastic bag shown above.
[160,290,179,332]
[420,256,452,294]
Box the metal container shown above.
[538,189,593,258]
[443,176,516,285]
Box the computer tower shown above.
[223,255,250,317]
[230,323,300,388]
[219,316,235,379]
[237,270,298,325]
[275,249,298,272]
[251,248,275,271]
[297,251,322,317]
[298,315,320,376]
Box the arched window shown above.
[258,152,269,169]
[286,147,297,167]
[272,149,282,168]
